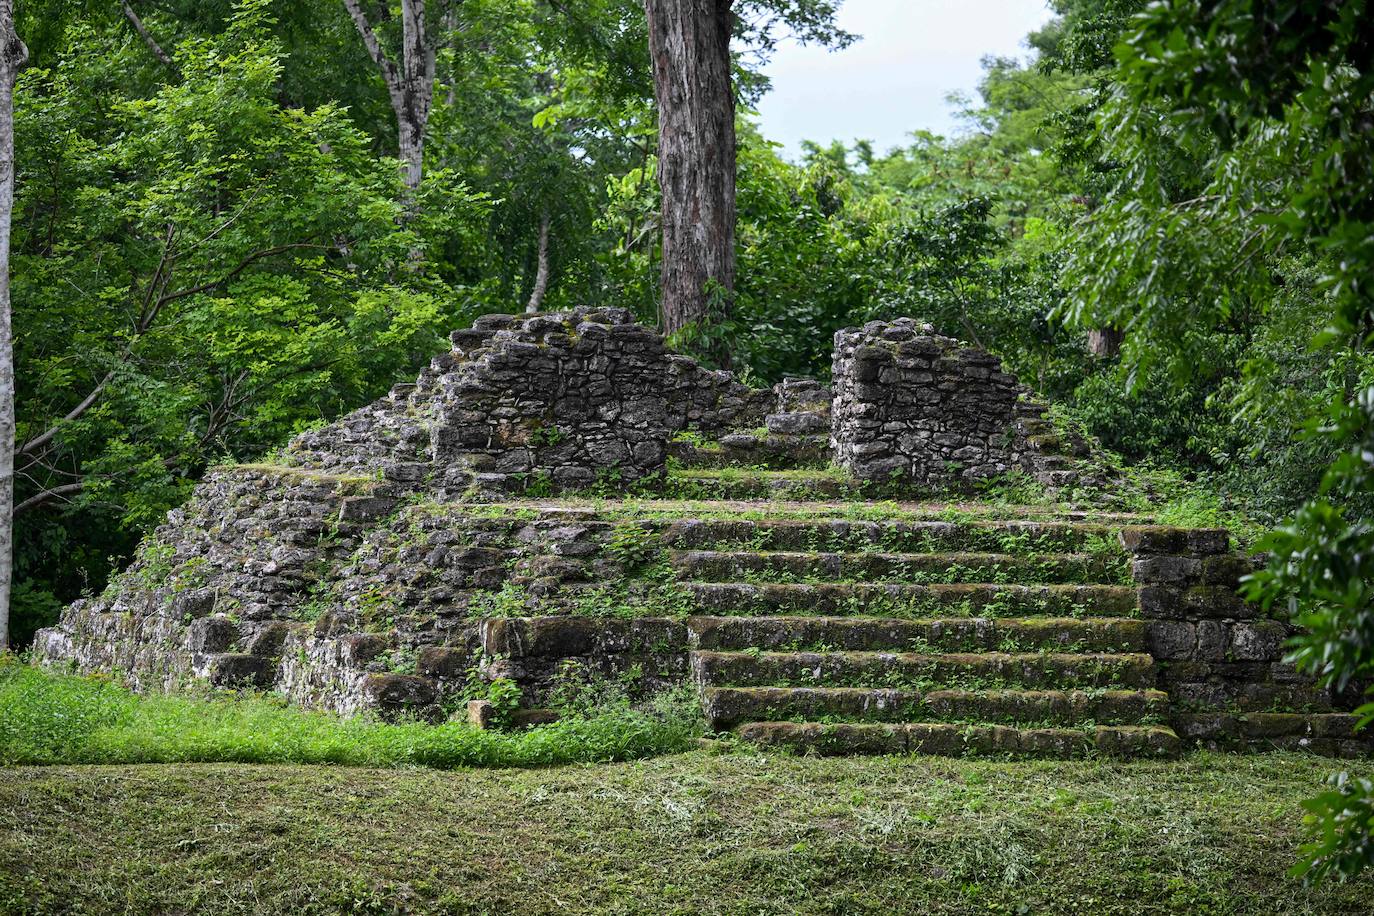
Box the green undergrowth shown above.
[0,659,702,769]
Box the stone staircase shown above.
[649,422,1181,759]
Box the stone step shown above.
[664,469,857,501]
[1025,433,1090,458]
[764,412,829,435]
[659,517,1117,553]
[701,685,1169,729]
[481,498,1156,528]
[668,549,1127,586]
[687,615,1148,653]
[667,434,829,470]
[681,581,1138,618]
[732,721,1183,758]
[692,650,1156,691]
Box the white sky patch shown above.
[752,0,1057,159]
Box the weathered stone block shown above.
[1230,620,1288,661]
[417,645,471,680]
[1131,555,1202,585]
[187,615,238,654]
[209,653,274,689]
[363,673,438,720]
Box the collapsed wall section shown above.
[32,466,398,694]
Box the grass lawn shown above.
[2,751,1372,915]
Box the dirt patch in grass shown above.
[1,751,1370,915]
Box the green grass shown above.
[0,660,701,770]
[2,752,1372,914]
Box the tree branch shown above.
[18,238,326,462]
[155,242,331,308]
[15,482,85,516]
[342,0,403,98]
[120,1,176,71]
[16,372,113,458]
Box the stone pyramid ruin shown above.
[34,309,1373,757]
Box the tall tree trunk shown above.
[644,0,736,342]
[525,209,551,313]
[1087,326,1123,359]
[0,0,25,650]
[343,0,436,194]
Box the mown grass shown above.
[0,659,702,770]
[3,662,1373,913]
[3,751,1372,914]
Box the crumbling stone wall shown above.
[33,466,398,693]
[831,319,1021,486]
[432,309,770,492]
[1122,526,1368,755]
[829,317,1117,495]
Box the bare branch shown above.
[342,0,403,100]
[120,1,176,71]
[15,481,85,516]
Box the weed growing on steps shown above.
[0,658,703,769]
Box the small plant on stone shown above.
[527,423,566,448]
[469,581,529,618]
[606,523,661,572]
[381,648,417,676]
[127,540,177,591]
[523,470,555,498]
[590,465,626,497]
[977,469,1051,507]
[481,677,524,728]
[546,660,661,719]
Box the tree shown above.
[642,0,736,340]
[641,0,850,347]
[342,0,438,192]
[1071,0,1374,880]
[0,0,26,650]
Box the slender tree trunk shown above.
[395,0,433,192]
[526,209,551,313]
[643,0,736,341]
[120,1,175,71]
[0,1,25,650]
[397,116,426,194]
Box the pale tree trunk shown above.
[1087,326,1123,359]
[525,210,551,313]
[644,0,736,344]
[0,0,25,650]
[343,0,436,194]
